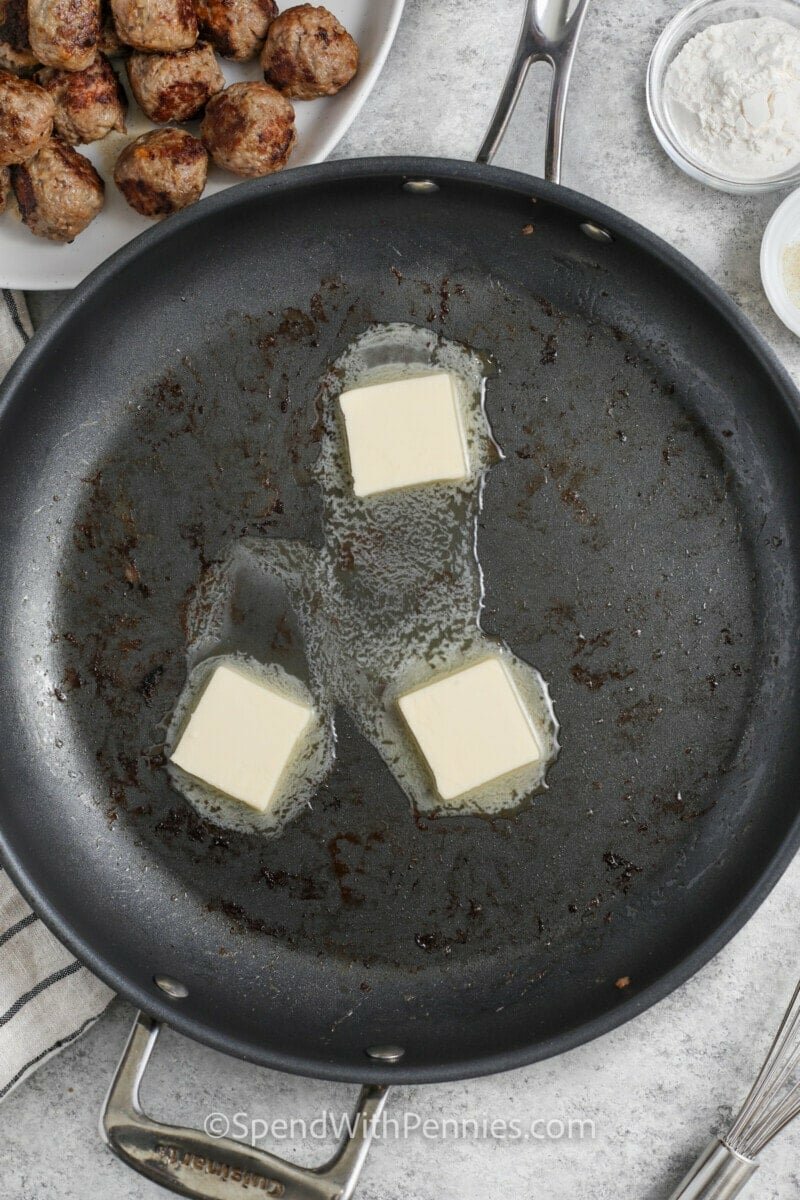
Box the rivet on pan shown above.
[154,975,189,999]
[365,1044,405,1063]
[579,221,613,244]
[402,179,439,194]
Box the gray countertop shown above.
[6,1,800,1197]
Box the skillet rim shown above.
[1,155,799,1084]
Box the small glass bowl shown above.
[647,0,800,193]
[761,186,800,335]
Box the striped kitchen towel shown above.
[0,291,113,1102]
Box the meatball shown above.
[0,41,38,72]
[127,41,222,122]
[260,5,357,100]
[0,162,9,210]
[110,0,197,52]
[200,80,294,176]
[29,0,100,70]
[195,0,275,61]
[11,136,103,239]
[114,127,207,217]
[98,0,127,56]
[0,71,54,165]
[37,53,126,144]
[0,0,38,74]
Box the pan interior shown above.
[1,167,799,1080]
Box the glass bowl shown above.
[647,0,800,193]
[761,186,800,335]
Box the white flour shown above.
[664,17,800,179]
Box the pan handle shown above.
[476,0,592,182]
[101,1012,389,1200]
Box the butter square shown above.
[170,663,312,812]
[339,371,469,497]
[398,657,541,801]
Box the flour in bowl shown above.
[664,17,800,180]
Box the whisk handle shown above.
[667,1139,758,1200]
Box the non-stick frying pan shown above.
[1,2,800,1197]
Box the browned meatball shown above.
[0,162,9,209]
[127,41,222,122]
[114,127,207,217]
[200,80,294,176]
[37,53,126,143]
[0,41,38,72]
[0,0,38,73]
[195,0,275,61]
[260,5,357,100]
[0,71,54,165]
[11,136,103,239]
[110,0,197,52]
[29,0,100,70]
[98,0,127,56]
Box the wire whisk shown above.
[725,977,800,1159]
[668,977,800,1200]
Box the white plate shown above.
[0,0,405,290]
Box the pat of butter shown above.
[339,371,469,497]
[398,657,541,801]
[170,663,312,812]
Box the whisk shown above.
[668,977,800,1200]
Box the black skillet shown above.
[1,1,800,1196]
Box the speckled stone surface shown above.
[9,1,800,1197]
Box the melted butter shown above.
[170,322,558,832]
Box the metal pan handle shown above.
[477,0,592,182]
[101,1013,389,1200]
